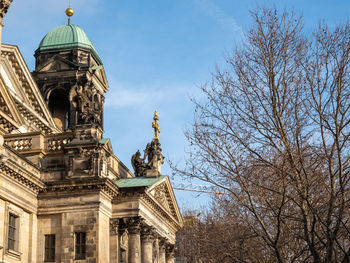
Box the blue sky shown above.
[3,0,350,209]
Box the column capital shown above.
[166,243,175,257]
[141,226,155,242]
[158,237,167,249]
[110,218,119,236]
[127,216,142,235]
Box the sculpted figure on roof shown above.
[0,0,12,20]
[131,139,164,178]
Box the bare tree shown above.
[175,205,266,263]
[173,7,350,263]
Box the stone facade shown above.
[0,1,183,262]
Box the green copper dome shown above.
[37,24,102,64]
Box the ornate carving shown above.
[15,100,52,134]
[166,244,175,257]
[71,84,103,126]
[0,153,44,194]
[153,237,159,262]
[0,94,12,117]
[6,138,32,151]
[1,48,49,129]
[141,226,155,242]
[131,150,147,177]
[41,178,119,198]
[159,237,167,249]
[153,183,170,212]
[131,139,164,177]
[0,116,16,133]
[0,0,12,19]
[110,218,119,236]
[120,231,129,248]
[47,137,72,151]
[127,217,142,235]
[141,193,182,230]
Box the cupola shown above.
[32,7,108,132]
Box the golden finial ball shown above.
[65,7,74,17]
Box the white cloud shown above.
[105,79,200,111]
[195,0,241,32]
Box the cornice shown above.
[0,149,44,194]
[41,178,119,199]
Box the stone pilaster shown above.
[166,244,175,263]
[141,226,154,263]
[109,218,119,263]
[158,238,166,263]
[127,217,141,263]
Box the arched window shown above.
[48,89,69,130]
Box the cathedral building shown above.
[0,1,183,262]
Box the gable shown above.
[147,176,183,226]
[0,73,23,133]
[0,44,59,134]
[35,54,79,73]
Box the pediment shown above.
[0,74,23,132]
[147,176,183,226]
[36,54,79,73]
[93,65,108,86]
[99,138,113,154]
[0,44,59,134]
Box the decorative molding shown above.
[141,225,155,242]
[110,218,119,236]
[141,193,182,230]
[150,181,178,221]
[0,150,44,193]
[15,100,52,134]
[1,45,58,134]
[41,178,119,199]
[158,237,167,249]
[166,243,175,257]
[127,217,142,235]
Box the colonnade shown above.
[111,217,175,263]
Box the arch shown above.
[48,88,69,130]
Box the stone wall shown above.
[0,175,38,263]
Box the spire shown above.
[65,1,74,25]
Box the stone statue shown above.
[0,0,13,20]
[131,112,164,177]
[131,139,164,178]
[72,84,102,126]
[131,150,148,177]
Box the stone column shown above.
[109,218,119,263]
[141,226,154,263]
[128,217,142,263]
[158,238,166,263]
[166,244,175,263]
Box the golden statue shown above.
[152,110,160,140]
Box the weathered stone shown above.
[0,4,183,263]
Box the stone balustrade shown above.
[6,137,32,151]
